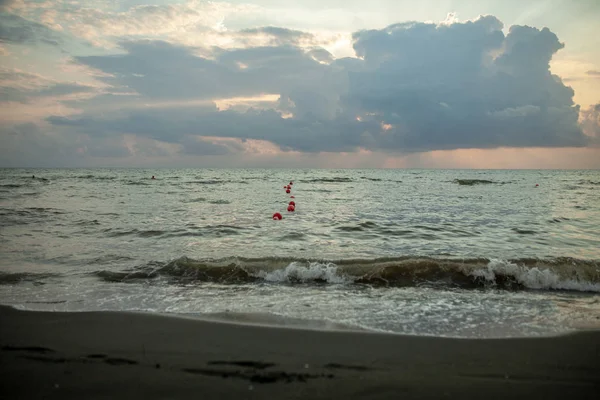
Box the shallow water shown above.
[1,168,599,337]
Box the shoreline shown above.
[1,305,599,399]
[4,305,599,339]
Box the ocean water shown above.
[1,168,599,338]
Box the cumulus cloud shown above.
[44,15,587,157]
[343,16,585,151]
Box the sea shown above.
[1,168,599,338]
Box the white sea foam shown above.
[253,262,350,284]
[470,259,600,293]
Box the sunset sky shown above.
[1,0,599,168]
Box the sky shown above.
[1,0,599,169]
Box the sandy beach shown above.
[1,305,598,399]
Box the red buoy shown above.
[272,212,283,220]
[287,205,295,212]
[286,189,291,193]
[535,184,539,187]
[290,195,295,198]
[286,185,291,189]
[289,181,293,185]
[289,201,295,206]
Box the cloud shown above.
[0,67,102,116]
[239,26,314,45]
[6,0,260,48]
[0,0,16,10]
[179,135,241,156]
[0,122,80,167]
[344,16,586,151]
[74,39,344,119]
[76,40,307,100]
[587,70,600,76]
[1,14,586,165]
[579,103,600,143]
[0,71,97,102]
[231,26,342,49]
[0,12,62,46]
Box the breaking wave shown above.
[89,256,600,293]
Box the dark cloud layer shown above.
[0,69,99,107]
[0,0,15,10]
[37,16,594,155]
[0,13,62,46]
[0,123,75,167]
[76,40,341,119]
[345,17,584,151]
[579,103,600,144]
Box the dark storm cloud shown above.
[342,17,586,151]
[49,17,589,154]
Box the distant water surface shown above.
[1,168,599,337]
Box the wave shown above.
[0,272,57,285]
[91,256,600,293]
[578,180,600,186]
[125,180,150,186]
[104,228,166,238]
[0,207,67,226]
[303,189,333,193]
[336,221,378,232]
[453,179,495,185]
[74,175,117,180]
[301,177,353,183]
[548,217,571,223]
[208,199,231,205]
[102,224,247,238]
[360,177,383,181]
[183,197,206,203]
[187,180,225,185]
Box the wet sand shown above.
[1,305,599,399]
